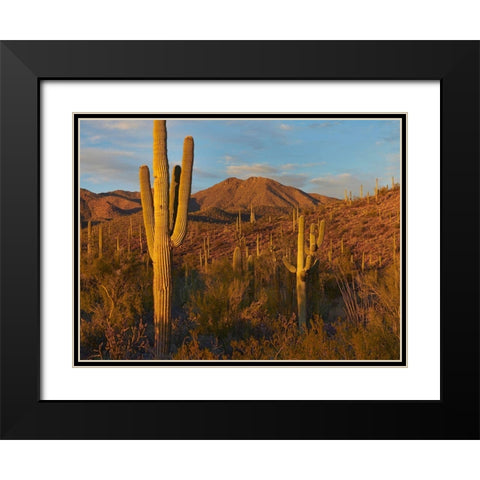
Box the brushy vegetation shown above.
[80,184,401,361]
[80,238,400,361]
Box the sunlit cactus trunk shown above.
[295,216,307,328]
[139,120,194,358]
[282,215,321,330]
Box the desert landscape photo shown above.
[78,116,403,362]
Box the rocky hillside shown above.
[81,177,337,224]
[190,176,336,211]
[80,189,141,224]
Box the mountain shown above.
[80,189,141,224]
[80,177,338,224]
[190,177,337,212]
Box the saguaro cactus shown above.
[139,120,194,358]
[98,225,103,258]
[233,246,242,274]
[282,215,319,329]
[87,220,92,256]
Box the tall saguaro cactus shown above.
[282,215,318,329]
[139,120,194,358]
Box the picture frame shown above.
[1,40,478,439]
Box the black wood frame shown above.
[1,41,478,439]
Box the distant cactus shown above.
[139,120,194,358]
[233,246,242,274]
[391,176,395,189]
[256,234,260,257]
[393,235,397,266]
[203,236,209,270]
[375,178,379,201]
[98,225,103,258]
[238,210,242,235]
[361,252,365,271]
[127,218,132,253]
[250,204,255,224]
[282,215,321,329]
[360,184,363,199]
[87,220,92,256]
[247,254,255,300]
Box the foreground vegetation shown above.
[80,234,400,360]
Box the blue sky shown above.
[79,118,400,199]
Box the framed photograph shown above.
[75,113,405,366]
[1,41,478,439]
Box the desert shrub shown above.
[80,254,153,359]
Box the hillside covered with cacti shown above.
[80,171,401,361]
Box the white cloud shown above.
[80,147,139,188]
[279,123,293,131]
[223,155,235,162]
[226,163,278,177]
[311,173,352,186]
[99,120,150,131]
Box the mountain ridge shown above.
[80,176,339,224]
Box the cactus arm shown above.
[169,164,181,234]
[282,257,296,273]
[317,219,325,248]
[305,254,313,271]
[309,224,317,253]
[297,215,305,271]
[171,136,194,248]
[139,165,155,260]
